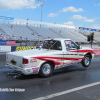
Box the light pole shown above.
[38,0,45,22]
[27,18,29,26]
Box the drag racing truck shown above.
[6,38,95,77]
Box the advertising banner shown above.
[79,27,100,32]
[0,41,6,45]
[6,41,16,45]
[92,48,100,56]
[11,46,40,51]
[0,41,16,45]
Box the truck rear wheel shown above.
[82,55,91,67]
[39,62,54,78]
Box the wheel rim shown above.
[85,57,90,66]
[42,63,51,75]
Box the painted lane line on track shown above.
[32,81,100,100]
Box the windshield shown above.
[65,40,78,50]
[42,40,62,50]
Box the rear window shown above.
[42,40,62,50]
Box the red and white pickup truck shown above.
[6,38,95,77]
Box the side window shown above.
[71,41,77,48]
[52,41,62,50]
[56,41,62,50]
[65,40,77,50]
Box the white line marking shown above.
[32,81,100,100]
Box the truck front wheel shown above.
[39,62,54,78]
[82,55,91,67]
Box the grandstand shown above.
[79,31,100,43]
[0,23,88,43]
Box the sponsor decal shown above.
[55,59,81,69]
[24,64,29,67]
[11,59,16,65]
[65,41,71,45]
[32,67,39,73]
[30,58,37,63]
[56,65,59,69]
[31,65,37,68]
[60,59,63,61]
[56,59,60,62]
[59,66,63,69]
[65,62,70,66]
[55,65,63,69]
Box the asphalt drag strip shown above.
[0,53,100,100]
[33,81,100,100]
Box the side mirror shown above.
[77,45,80,49]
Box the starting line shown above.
[32,81,100,100]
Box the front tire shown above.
[39,62,54,78]
[82,55,91,67]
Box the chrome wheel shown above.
[85,57,90,66]
[39,62,54,77]
[82,55,91,67]
[42,63,51,75]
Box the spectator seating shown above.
[0,23,97,43]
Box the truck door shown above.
[63,40,83,66]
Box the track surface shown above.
[0,53,100,100]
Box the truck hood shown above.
[81,46,92,50]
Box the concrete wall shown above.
[0,46,11,52]
[0,53,6,61]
